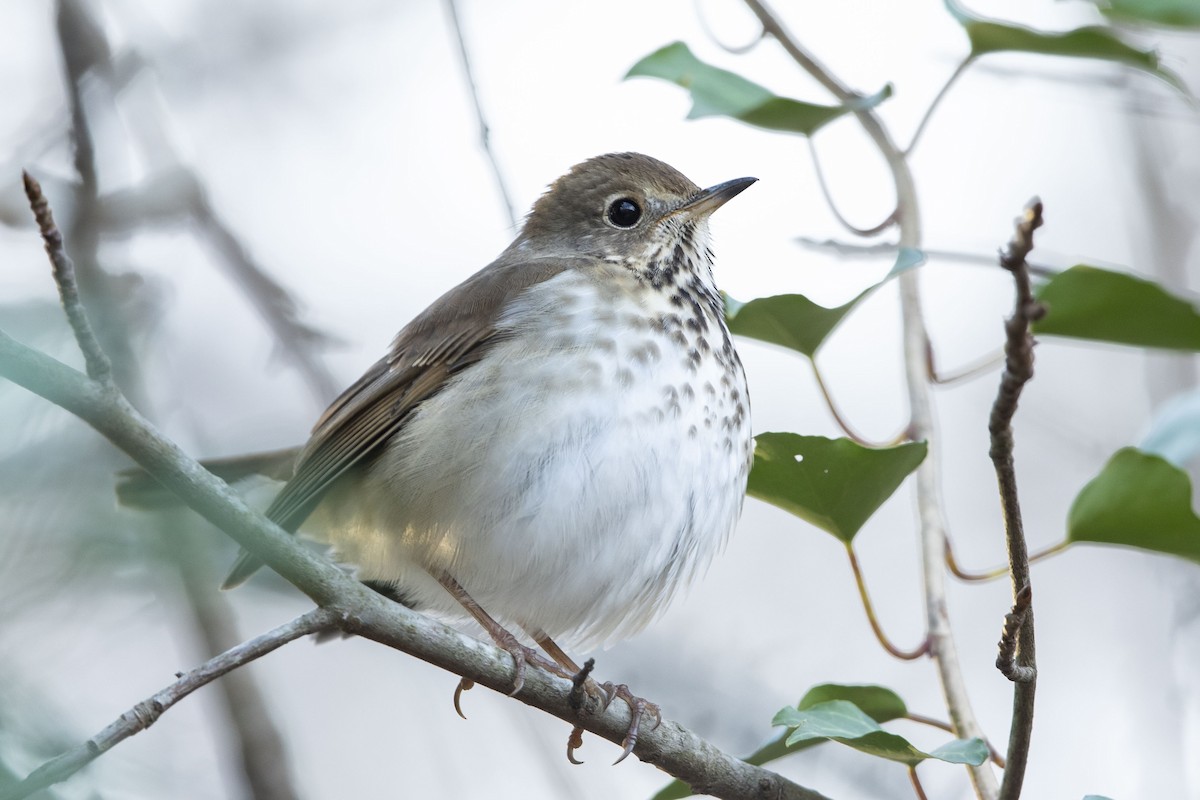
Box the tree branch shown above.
[0,608,338,800]
[989,199,1044,800]
[739,1,999,795]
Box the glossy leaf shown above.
[748,434,927,543]
[725,290,867,357]
[1034,265,1200,351]
[1093,0,1200,28]
[944,0,1184,90]
[1068,447,1200,564]
[627,42,890,136]
[776,700,988,766]
[653,684,910,799]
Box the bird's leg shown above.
[436,572,568,710]
[524,627,660,766]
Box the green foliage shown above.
[943,0,1184,89]
[774,700,988,766]
[725,291,866,358]
[1068,448,1200,564]
[1034,265,1200,351]
[626,42,890,136]
[747,435,927,543]
[1092,0,1200,28]
[653,685,912,800]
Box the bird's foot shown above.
[564,659,660,765]
[455,630,573,718]
[601,682,661,764]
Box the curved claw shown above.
[507,649,527,696]
[602,682,657,766]
[454,678,474,719]
[566,725,586,765]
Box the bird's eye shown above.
[606,197,642,228]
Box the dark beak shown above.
[676,176,758,218]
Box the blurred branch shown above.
[989,199,1044,800]
[189,187,341,402]
[904,59,971,157]
[740,1,1000,796]
[444,0,518,229]
[694,0,765,54]
[0,608,338,800]
[0,183,831,800]
[807,138,899,237]
[794,237,1058,278]
[171,523,302,800]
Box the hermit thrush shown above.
[125,152,754,759]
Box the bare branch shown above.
[444,0,518,229]
[0,608,338,800]
[989,198,1045,800]
[22,171,112,385]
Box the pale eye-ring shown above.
[606,197,642,228]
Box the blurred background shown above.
[1,1,1198,798]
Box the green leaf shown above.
[652,684,909,799]
[798,683,908,720]
[1094,0,1200,28]
[725,290,868,357]
[1034,265,1200,351]
[627,42,890,136]
[747,434,927,543]
[1068,447,1200,564]
[944,0,1184,90]
[777,701,988,767]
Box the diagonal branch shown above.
[0,608,339,800]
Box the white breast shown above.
[316,268,751,648]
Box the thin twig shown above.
[444,0,517,229]
[845,544,929,661]
[946,538,1068,583]
[0,608,338,800]
[694,0,766,54]
[794,238,1058,278]
[22,171,112,385]
[990,199,1044,800]
[170,522,302,800]
[928,346,1004,386]
[811,360,907,447]
[740,2,999,795]
[808,138,899,237]
[908,765,929,800]
[904,59,972,157]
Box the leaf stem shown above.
[845,544,929,661]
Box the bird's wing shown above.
[221,256,577,588]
